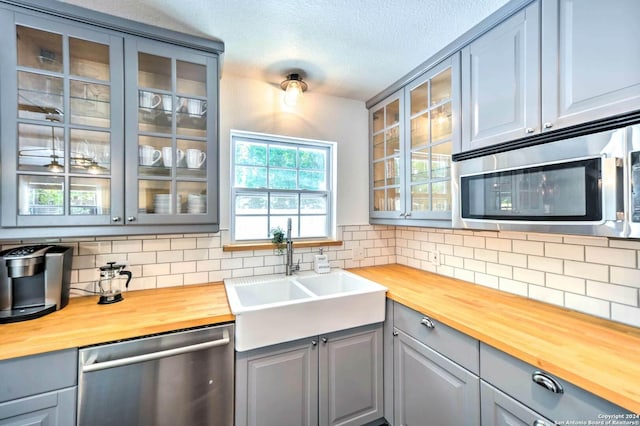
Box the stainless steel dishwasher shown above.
[77,323,234,426]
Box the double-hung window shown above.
[231,131,335,241]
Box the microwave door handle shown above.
[601,157,624,221]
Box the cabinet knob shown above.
[532,371,564,394]
[321,337,328,344]
[420,317,435,329]
[543,122,553,129]
[127,216,136,222]
[311,340,317,346]
[392,331,398,337]
[112,216,121,222]
[525,127,535,134]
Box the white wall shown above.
[218,75,370,230]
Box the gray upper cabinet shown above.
[0,1,221,238]
[459,0,640,154]
[461,1,540,152]
[124,38,219,226]
[0,10,125,230]
[541,0,640,130]
[370,55,459,226]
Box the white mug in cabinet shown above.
[161,147,184,167]
[186,149,206,169]
[139,145,162,166]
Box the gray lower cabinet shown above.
[0,349,77,426]
[0,388,76,426]
[480,343,632,422]
[393,330,479,426]
[235,323,383,426]
[481,381,554,426]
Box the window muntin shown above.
[231,132,334,241]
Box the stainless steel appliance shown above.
[0,245,72,323]
[77,323,234,426]
[453,124,640,237]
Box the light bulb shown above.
[284,81,302,106]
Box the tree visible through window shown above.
[231,131,334,241]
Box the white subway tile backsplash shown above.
[486,263,513,279]
[546,273,585,294]
[545,242,584,261]
[610,266,640,288]
[454,268,475,282]
[564,260,608,282]
[498,252,527,268]
[19,224,638,328]
[485,238,511,252]
[171,261,197,274]
[453,245,474,259]
[528,285,564,306]
[611,303,640,327]
[513,267,544,285]
[474,248,498,263]
[463,235,485,249]
[585,246,636,268]
[527,255,563,274]
[587,281,638,306]
[512,240,544,256]
[498,278,528,297]
[565,293,610,319]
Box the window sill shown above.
[222,240,343,252]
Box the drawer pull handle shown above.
[420,317,435,329]
[533,420,551,426]
[532,371,563,394]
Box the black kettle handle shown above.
[119,270,133,289]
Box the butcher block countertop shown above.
[350,264,640,414]
[0,282,233,361]
[1,265,639,413]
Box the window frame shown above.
[230,130,336,242]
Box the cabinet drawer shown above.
[480,343,631,422]
[0,349,77,403]
[393,301,479,374]
[0,387,76,424]
[481,381,554,426]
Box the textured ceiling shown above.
[59,0,509,101]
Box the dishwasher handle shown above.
[82,328,230,373]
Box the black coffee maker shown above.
[0,245,72,323]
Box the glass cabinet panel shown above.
[371,96,403,214]
[7,16,122,228]
[128,41,214,224]
[407,65,454,215]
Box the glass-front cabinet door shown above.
[124,39,218,225]
[0,13,124,227]
[403,55,459,220]
[370,91,405,219]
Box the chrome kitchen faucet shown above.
[285,218,300,276]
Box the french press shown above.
[97,262,133,305]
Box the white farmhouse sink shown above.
[224,270,387,351]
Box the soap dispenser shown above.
[314,249,330,274]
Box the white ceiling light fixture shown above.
[281,73,308,106]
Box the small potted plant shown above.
[271,226,286,255]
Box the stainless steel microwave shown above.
[452,124,640,238]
